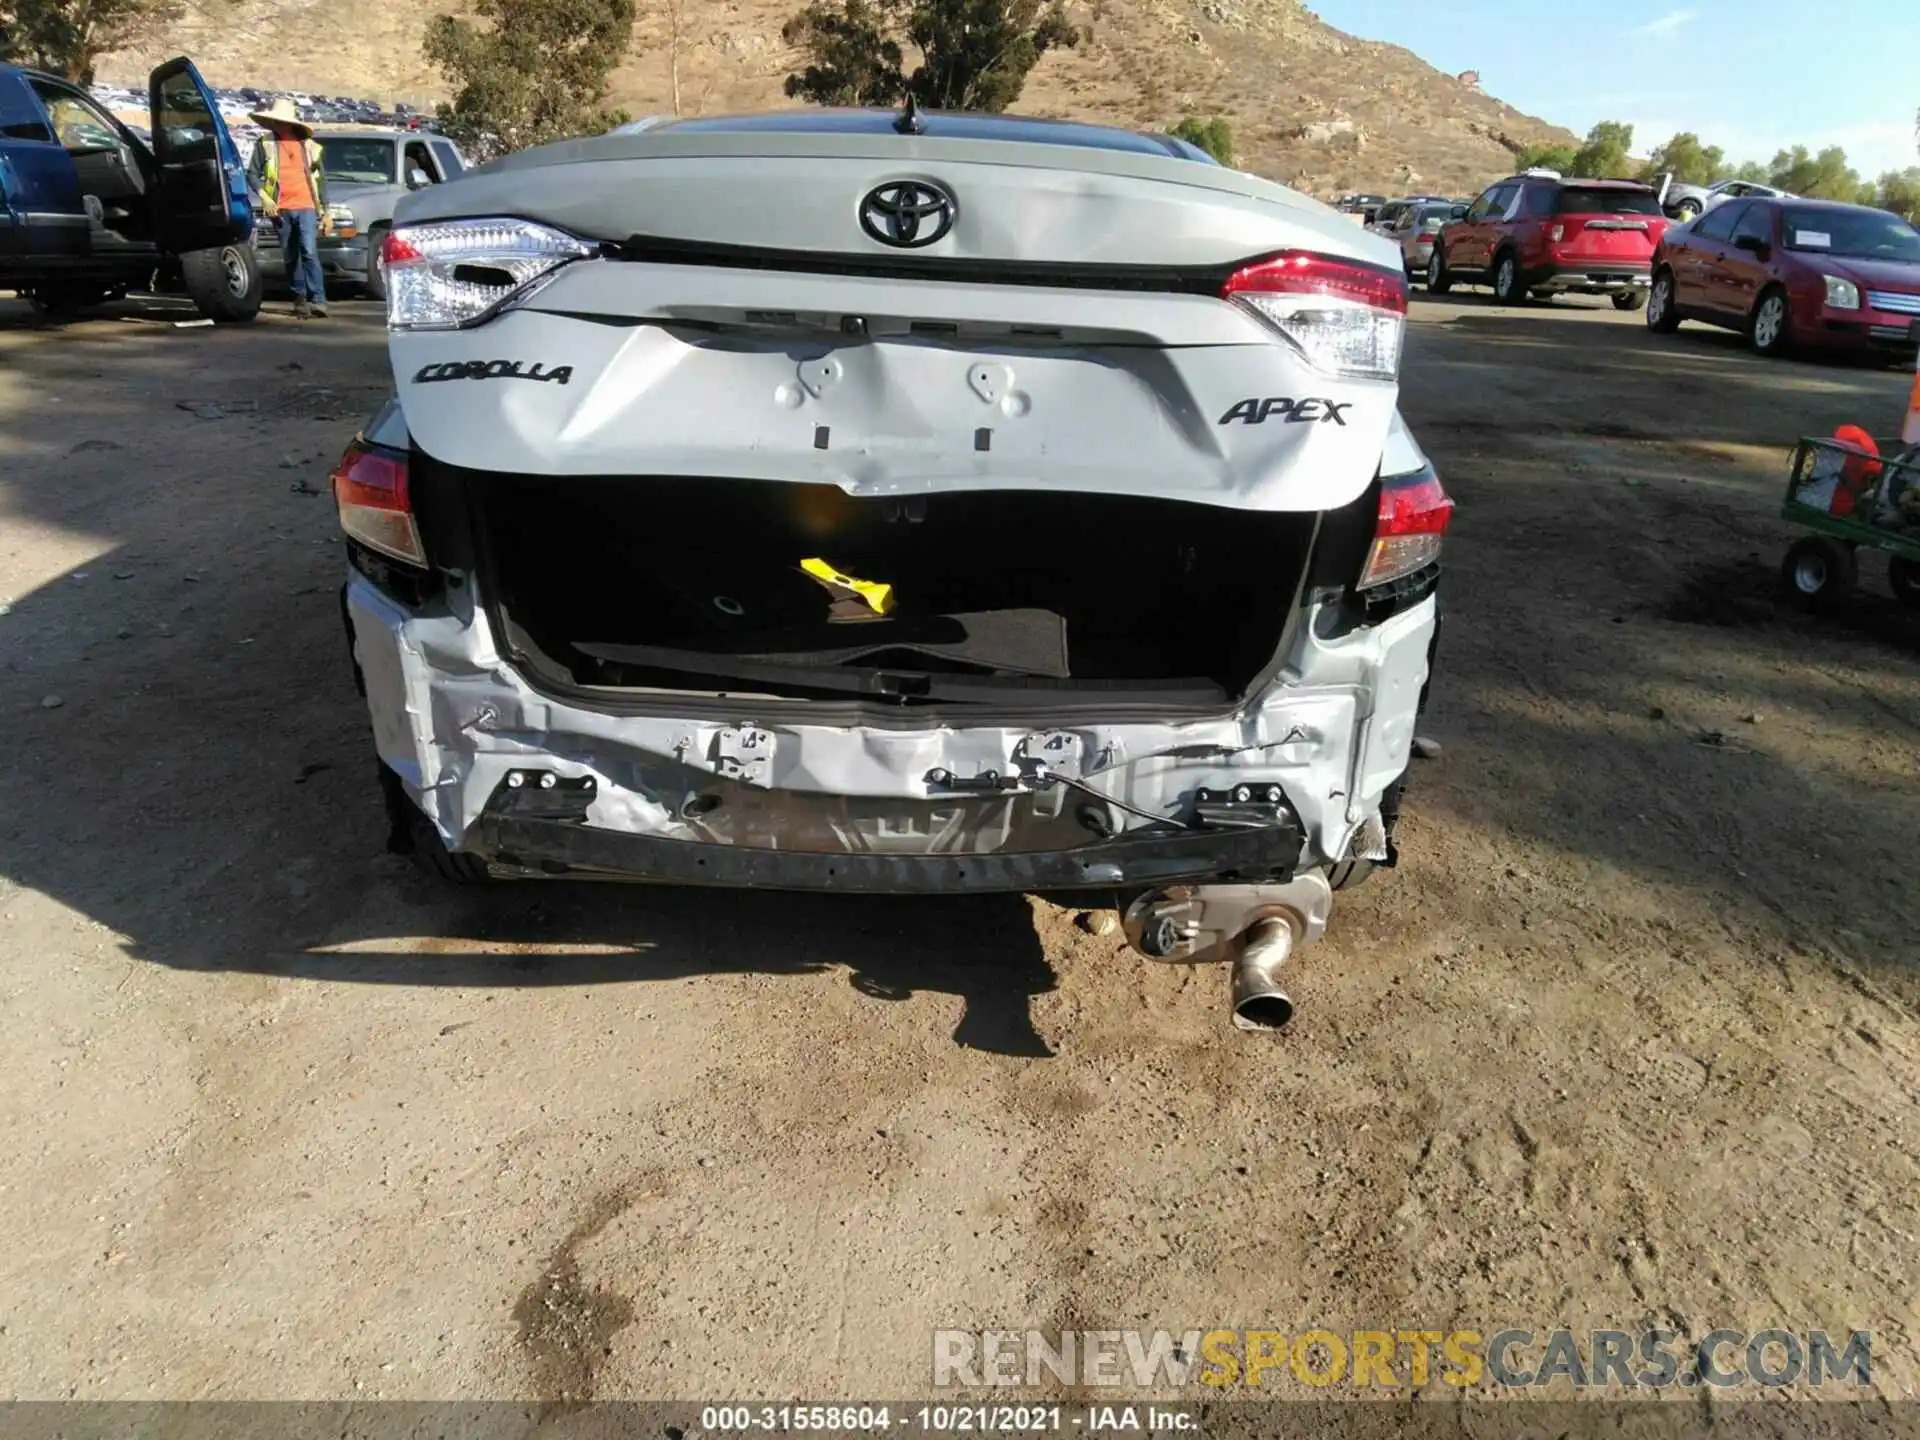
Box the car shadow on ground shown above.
[286,882,1063,1057]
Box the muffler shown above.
[1230,917,1296,1031]
[1122,873,1330,1032]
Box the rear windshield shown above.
[1555,186,1664,216]
[1413,203,1454,227]
[320,138,396,183]
[1781,207,1920,261]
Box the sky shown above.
[1309,0,1920,178]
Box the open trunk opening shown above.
[475,475,1316,707]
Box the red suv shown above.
[1646,198,1920,359]
[1427,171,1671,309]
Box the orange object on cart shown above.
[1829,424,1881,517]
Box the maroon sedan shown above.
[1645,197,1920,359]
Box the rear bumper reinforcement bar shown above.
[473,778,1303,894]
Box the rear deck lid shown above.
[386,110,1408,514]
[392,109,1391,274]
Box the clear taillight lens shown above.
[1360,465,1452,590]
[1222,251,1408,381]
[332,441,423,565]
[380,219,595,330]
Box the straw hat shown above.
[247,97,313,137]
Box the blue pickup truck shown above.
[1,56,260,321]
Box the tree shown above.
[1515,142,1576,173]
[424,0,635,159]
[780,0,904,106]
[783,0,1081,113]
[1766,144,1867,201]
[1642,132,1723,186]
[1875,167,1920,223]
[1170,115,1233,166]
[1723,158,1769,183]
[0,0,183,85]
[1568,120,1633,178]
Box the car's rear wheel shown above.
[1781,536,1856,611]
[1491,250,1524,304]
[181,243,262,323]
[1889,554,1920,608]
[1426,245,1452,294]
[1749,286,1791,357]
[1672,199,1702,224]
[1646,269,1681,332]
[1613,291,1647,311]
[363,223,389,302]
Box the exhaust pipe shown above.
[1230,917,1296,1031]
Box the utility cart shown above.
[1780,341,1920,611]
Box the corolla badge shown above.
[859,180,957,248]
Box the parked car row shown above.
[1334,192,1388,222]
[1377,165,1920,362]
[90,81,433,135]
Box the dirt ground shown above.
[2,288,1917,1405]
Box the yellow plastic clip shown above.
[801,557,895,616]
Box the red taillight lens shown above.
[1224,252,1409,313]
[1222,251,1407,380]
[1360,466,1452,590]
[331,441,424,566]
[379,229,424,266]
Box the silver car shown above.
[1371,198,1464,277]
[1653,174,1792,224]
[253,128,470,296]
[332,111,1448,1030]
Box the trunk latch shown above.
[710,725,774,786]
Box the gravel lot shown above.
[2,290,1917,1403]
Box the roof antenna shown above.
[893,93,924,136]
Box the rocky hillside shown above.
[98,0,1576,195]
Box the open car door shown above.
[148,57,251,255]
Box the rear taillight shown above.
[1360,465,1452,590]
[380,218,595,330]
[1223,251,1407,381]
[1549,223,1566,243]
[332,441,423,566]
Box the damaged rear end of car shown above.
[337,112,1449,1029]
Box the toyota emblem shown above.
[859,180,957,249]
